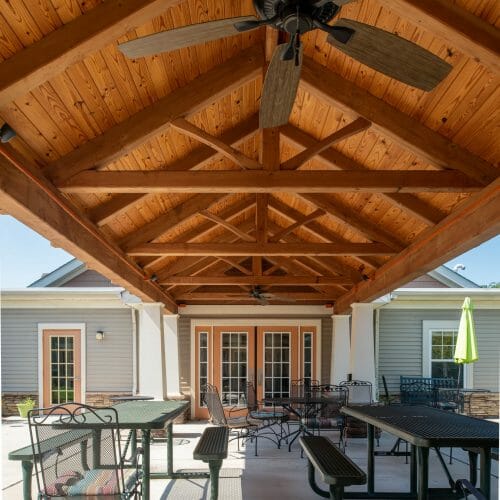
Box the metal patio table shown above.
[10,400,189,500]
[264,396,334,451]
[341,404,499,500]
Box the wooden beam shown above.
[88,115,259,226]
[160,276,353,285]
[269,209,325,242]
[281,118,371,170]
[170,118,262,170]
[0,145,177,312]
[378,0,500,74]
[301,193,406,251]
[61,170,481,193]
[127,242,395,256]
[281,124,446,225]
[300,56,498,185]
[175,291,332,301]
[45,46,264,184]
[120,193,229,251]
[217,257,253,276]
[334,179,500,313]
[199,210,255,242]
[0,0,183,107]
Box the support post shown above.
[138,303,165,399]
[350,303,376,396]
[164,314,182,398]
[330,315,351,384]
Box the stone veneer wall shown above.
[465,392,499,419]
[2,393,38,416]
[2,392,191,424]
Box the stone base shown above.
[464,392,499,419]
[85,392,133,407]
[2,393,38,417]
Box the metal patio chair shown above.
[28,403,142,499]
[203,383,263,455]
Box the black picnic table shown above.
[341,404,498,500]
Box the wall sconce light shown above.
[0,123,16,143]
[96,330,105,341]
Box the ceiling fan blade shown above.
[260,43,303,129]
[327,19,453,91]
[118,16,258,58]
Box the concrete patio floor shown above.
[2,417,498,499]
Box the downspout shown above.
[131,308,138,394]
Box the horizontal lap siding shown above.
[378,309,500,394]
[1,308,133,392]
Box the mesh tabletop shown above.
[341,404,499,448]
[55,401,188,430]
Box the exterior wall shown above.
[60,269,114,287]
[321,316,332,384]
[1,308,134,395]
[378,308,500,394]
[400,275,448,288]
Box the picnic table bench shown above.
[8,428,93,500]
[193,426,229,500]
[300,435,366,500]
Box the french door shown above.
[42,329,82,410]
[194,325,317,419]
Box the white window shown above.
[422,321,472,388]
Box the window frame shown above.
[422,320,472,388]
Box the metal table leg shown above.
[166,422,174,476]
[21,460,33,500]
[410,445,417,494]
[142,429,151,500]
[479,447,491,499]
[367,424,375,494]
[417,447,429,500]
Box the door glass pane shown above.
[221,331,247,407]
[263,332,291,399]
[49,335,76,405]
[198,332,209,407]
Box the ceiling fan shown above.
[226,286,296,305]
[118,0,452,128]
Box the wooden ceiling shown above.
[0,0,499,313]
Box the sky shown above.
[0,214,499,288]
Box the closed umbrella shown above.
[453,297,478,411]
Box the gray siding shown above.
[1,308,133,392]
[378,309,500,394]
[61,270,114,287]
[400,275,448,288]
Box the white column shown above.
[164,314,182,398]
[137,303,165,400]
[330,315,351,385]
[350,303,376,393]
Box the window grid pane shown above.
[199,332,209,407]
[221,332,247,407]
[430,329,462,385]
[303,332,313,387]
[264,332,291,400]
[50,336,75,405]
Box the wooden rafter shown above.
[88,115,259,226]
[281,124,447,225]
[127,242,395,256]
[0,145,177,312]
[170,118,263,170]
[300,56,498,185]
[281,118,371,170]
[269,209,325,242]
[334,179,500,313]
[199,210,255,242]
[120,193,230,251]
[0,0,183,107]
[45,46,264,184]
[159,276,353,285]
[300,193,406,251]
[60,170,480,193]
[378,0,500,73]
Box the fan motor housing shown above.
[254,0,339,34]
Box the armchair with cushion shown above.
[28,403,142,499]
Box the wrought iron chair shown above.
[301,384,348,448]
[203,383,262,455]
[28,403,142,499]
[339,380,380,447]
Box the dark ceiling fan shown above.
[225,286,296,305]
[118,0,453,128]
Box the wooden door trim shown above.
[38,323,86,407]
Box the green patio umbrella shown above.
[454,297,478,387]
